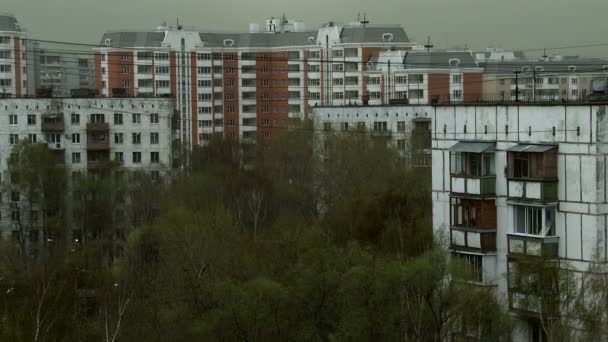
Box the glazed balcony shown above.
[86,122,109,132]
[450,227,497,253]
[507,234,559,258]
[451,176,496,197]
[507,178,558,203]
[87,141,110,151]
[41,114,65,132]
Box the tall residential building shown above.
[27,42,96,97]
[93,17,414,147]
[481,60,608,102]
[0,14,28,97]
[432,103,608,341]
[364,50,483,105]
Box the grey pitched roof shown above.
[0,14,21,32]
[199,31,317,48]
[404,51,478,68]
[340,26,409,43]
[99,32,165,48]
[482,60,608,74]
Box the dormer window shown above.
[535,66,544,72]
[602,65,608,71]
[522,66,531,72]
[449,58,461,67]
[382,33,394,42]
[568,66,577,73]
[307,37,315,45]
[105,38,112,47]
[223,39,235,47]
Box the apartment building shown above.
[313,104,432,167]
[0,14,28,97]
[93,17,414,146]
[482,60,608,102]
[27,42,96,97]
[365,50,484,105]
[0,96,174,243]
[432,103,608,341]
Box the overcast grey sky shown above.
[4,0,608,57]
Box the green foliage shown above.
[0,129,511,341]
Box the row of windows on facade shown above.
[4,113,160,126]
[197,104,301,115]
[323,121,413,132]
[0,49,28,60]
[496,89,587,99]
[8,131,160,145]
[496,76,581,86]
[102,48,361,63]
[68,151,160,164]
[128,74,429,90]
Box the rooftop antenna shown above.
[424,36,434,53]
[542,48,548,61]
[361,12,369,27]
[177,18,182,30]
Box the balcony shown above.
[371,130,391,137]
[507,178,558,203]
[507,144,558,203]
[86,122,109,132]
[41,114,65,132]
[507,234,559,258]
[450,227,497,253]
[451,176,496,197]
[87,160,111,170]
[87,141,110,151]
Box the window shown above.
[28,134,37,143]
[571,78,578,85]
[71,114,80,125]
[333,78,344,86]
[121,66,129,74]
[309,78,320,87]
[452,89,462,100]
[0,64,11,72]
[132,133,141,144]
[397,121,406,132]
[373,121,388,132]
[9,134,18,145]
[198,80,211,87]
[368,77,381,85]
[155,52,169,61]
[114,152,124,163]
[150,113,159,124]
[332,49,343,58]
[27,114,36,125]
[0,36,9,44]
[309,64,320,72]
[511,152,529,178]
[11,191,19,202]
[72,152,81,164]
[132,152,141,164]
[0,50,10,59]
[395,75,407,84]
[132,113,141,124]
[451,152,495,177]
[198,107,211,114]
[121,80,130,88]
[156,80,170,88]
[198,93,211,101]
[514,206,555,236]
[151,152,160,163]
[155,66,169,74]
[453,253,482,282]
[226,80,234,87]
[397,139,406,150]
[332,63,344,72]
[72,133,80,144]
[9,114,17,126]
[114,133,124,145]
[150,132,159,144]
[452,74,462,84]
[121,53,129,61]
[114,113,123,125]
